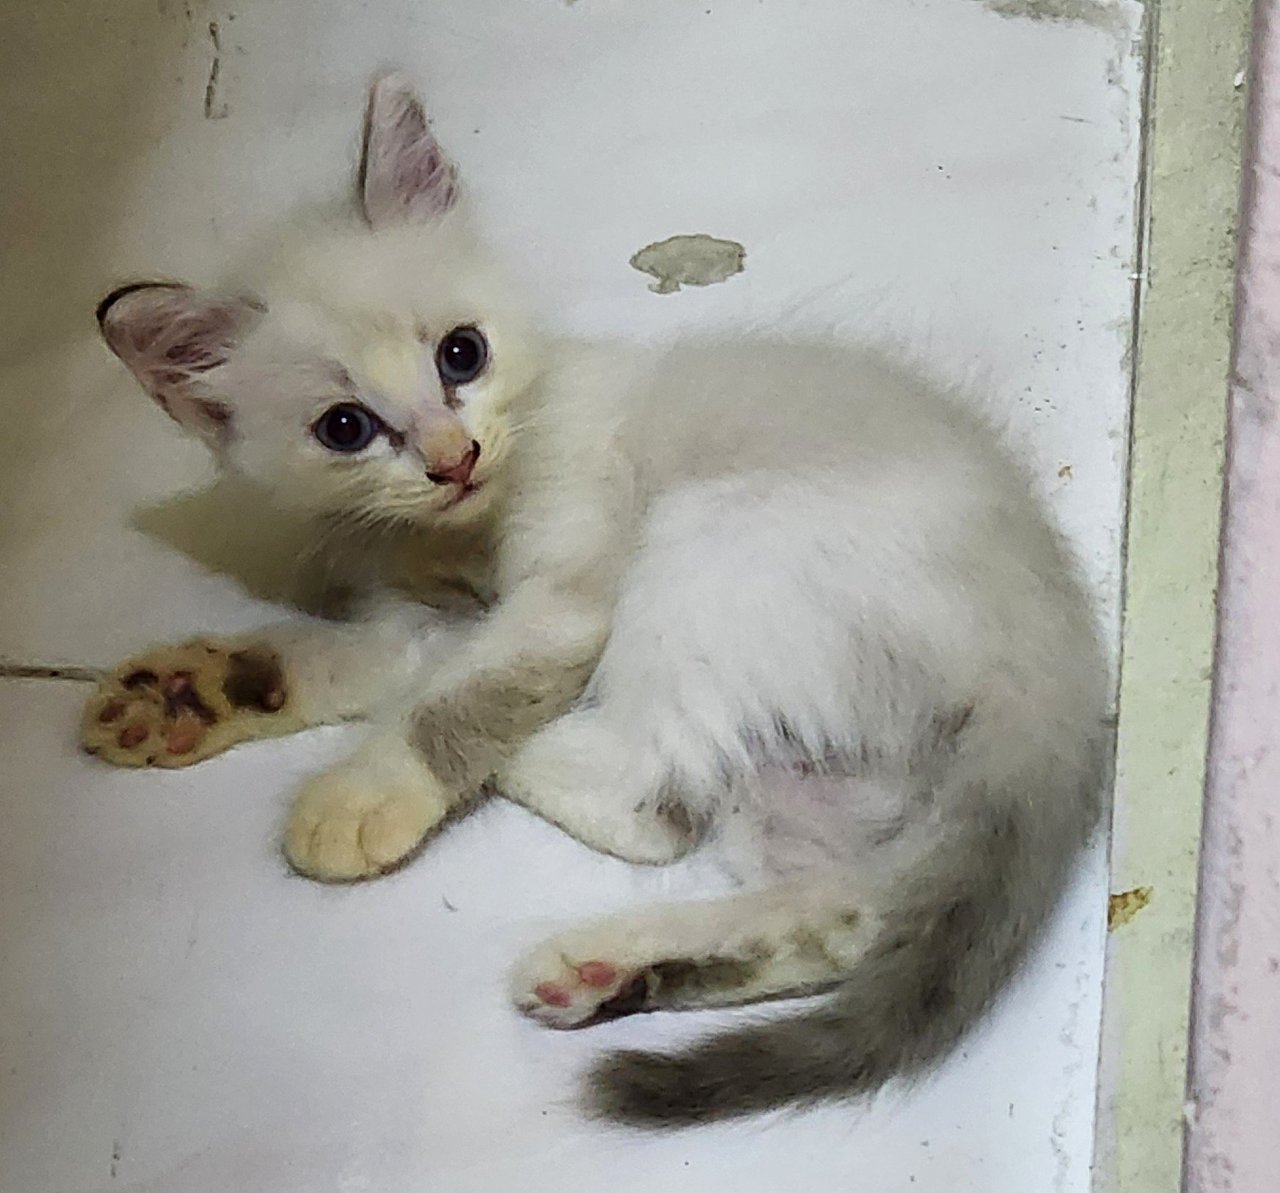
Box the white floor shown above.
[0,2,1142,1189]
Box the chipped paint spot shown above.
[1108,885,1153,929]
[979,0,1123,29]
[1058,463,1074,479]
[629,234,745,295]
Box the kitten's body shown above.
[88,76,1107,1126]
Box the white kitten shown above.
[87,74,1108,1126]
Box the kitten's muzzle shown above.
[425,440,480,487]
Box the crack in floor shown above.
[0,662,103,683]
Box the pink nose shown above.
[426,440,480,487]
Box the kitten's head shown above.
[97,74,541,528]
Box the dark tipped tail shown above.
[588,774,1096,1127]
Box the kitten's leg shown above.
[83,635,300,768]
[511,880,868,1027]
[83,608,452,769]
[282,728,471,882]
[496,709,706,865]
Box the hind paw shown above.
[82,640,298,768]
[512,948,649,1028]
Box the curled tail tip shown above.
[588,1038,835,1128]
[587,1048,763,1129]
[587,1049,706,1129]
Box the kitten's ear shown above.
[96,282,263,447]
[359,73,459,228]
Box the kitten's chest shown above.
[379,524,498,610]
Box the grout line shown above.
[0,662,104,684]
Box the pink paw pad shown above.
[577,961,620,988]
[534,982,572,1007]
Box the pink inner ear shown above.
[101,287,247,388]
[154,311,238,372]
[98,284,258,444]
[390,128,457,215]
[362,79,459,226]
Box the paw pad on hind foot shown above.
[81,641,293,769]
[578,961,622,988]
[518,958,650,1028]
[534,961,619,1006]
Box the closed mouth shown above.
[444,481,482,510]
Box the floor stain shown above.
[980,0,1123,29]
[1108,885,1153,929]
[629,234,746,295]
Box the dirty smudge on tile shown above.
[204,19,229,120]
[629,234,746,295]
[979,0,1125,30]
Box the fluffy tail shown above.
[588,761,1099,1127]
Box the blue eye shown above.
[436,326,488,386]
[313,402,381,453]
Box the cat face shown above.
[97,74,542,528]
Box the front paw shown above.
[82,640,295,768]
[283,748,453,882]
